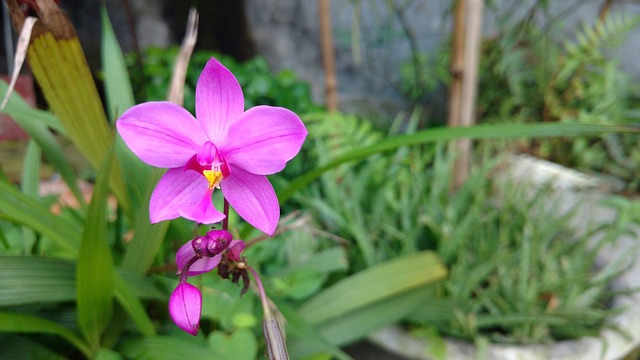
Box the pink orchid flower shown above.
[117,58,307,235]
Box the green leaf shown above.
[120,336,214,359]
[0,81,85,208]
[0,312,91,358]
[20,140,41,199]
[76,148,116,351]
[101,6,135,122]
[0,256,75,306]
[24,4,131,215]
[113,271,156,336]
[0,180,80,255]
[20,140,40,254]
[0,256,164,307]
[286,252,447,358]
[299,251,446,324]
[102,5,154,219]
[280,121,638,202]
[95,347,125,360]
[289,287,434,358]
[208,329,257,360]
[0,80,65,133]
[0,334,68,360]
[277,303,353,360]
[120,168,169,274]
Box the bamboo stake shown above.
[318,0,338,112]
[448,0,465,129]
[450,0,483,191]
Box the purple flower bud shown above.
[169,283,202,336]
[176,230,233,276]
[196,229,232,256]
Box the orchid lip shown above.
[185,142,231,190]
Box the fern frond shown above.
[303,112,383,164]
[564,12,640,59]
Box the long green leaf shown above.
[113,271,156,336]
[299,251,446,324]
[0,80,65,133]
[0,312,91,358]
[101,6,135,122]
[9,1,131,215]
[0,256,164,306]
[280,121,638,202]
[100,7,169,273]
[0,81,85,208]
[101,6,154,216]
[77,148,116,351]
[289,287,433,358]
[0,181,80,255]
[0,256,76,306]
[121,168,169,274]
[20,140,40,254]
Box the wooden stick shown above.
[451,0,483,191]
[448,0,465,129]
[318,0,338,112]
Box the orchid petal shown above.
[180,253,222,276]
[175,240,196,272]
[196,58,244,145]
[149,168,208,223]
[178,188,226,225]
[169,283,202,336]
[116,102,206,168]
[227,240,246,261]
[223,106,308,175]
[221,166,279,235]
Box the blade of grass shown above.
[76,148,116,352]
[0,312,91,358]
[280,121,638,202]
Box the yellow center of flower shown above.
[203,170,223,190]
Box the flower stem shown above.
[249,266,289,360]
[222,197,230,231]
[178,255,201,284]
[248,266,269,315]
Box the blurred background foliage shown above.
[0,1,639,359]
